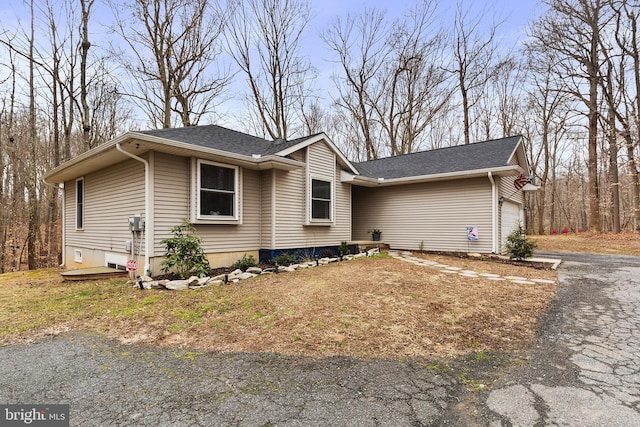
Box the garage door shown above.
[501,201,521,248]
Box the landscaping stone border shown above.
[133,248,382,290]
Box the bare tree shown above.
[110,0,230,128]
[80,0,93,149]
[610,0,640,230]
[376,0,452,155]
[225,0,313,140]
[522,29,573,234]
[323,7,389,160]
[447,1,504,145]
[27,0,38,270]
[531,0,612,232]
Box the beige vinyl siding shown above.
[272,142,351,249]
[260,169,274,248]
[65,158,145,254]
[153,152,190,254]
[352,177,493,253]
[498,175,524,205]
[152,152,262,255]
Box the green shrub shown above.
[504,224,537,261]
[338,241,350,256]
[160,220,210,278]
[273,253,296,266]
[230,254,258,271]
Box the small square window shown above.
[196,160,239,221]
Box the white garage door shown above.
[501,201,521,247]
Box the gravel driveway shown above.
[1,251,639,426]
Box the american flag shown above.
[513,174,530,190]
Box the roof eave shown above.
[43,132,304,184]
[346,165,523,187]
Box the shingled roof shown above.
[139,125,313,157]
[352,136,523,179]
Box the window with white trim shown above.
[311,179,332,220]
[197,160,239,220]
[76,178,84,230]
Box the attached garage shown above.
[501,200,523,250]
[349,135,535,255]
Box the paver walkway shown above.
[388,250,556,285]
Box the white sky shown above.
[1,0,546,131]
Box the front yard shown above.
[0,253,556,359]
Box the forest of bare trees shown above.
[1,0,639,272]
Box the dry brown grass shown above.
[532,232,640,257]
[0,254,556,359]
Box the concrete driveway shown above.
[481,251,640,426]
[1,251,639,426]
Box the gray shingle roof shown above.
[139,125,310,157]
[139,125,521,179]
[353,136,522,179]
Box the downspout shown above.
[116,143,151,276]
[488,172,497,254]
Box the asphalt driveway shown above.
[481,251,640,426]
[1,251,639,426]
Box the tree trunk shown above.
[27,0,38,270]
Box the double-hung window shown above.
[197,160,238,220]
[76,178,84,230]
[311,179,332,221]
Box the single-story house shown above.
[43,125,534,275]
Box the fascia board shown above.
[275,133,360,175]
[43,132,304,183]
[350,165,521,187]
[506,137,531,174]
[43,133,134,183]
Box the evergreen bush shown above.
[273,253,296,266]
[160,220,210,278]
[504,224,537,261]
[230,254,258,271]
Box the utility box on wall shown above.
[128,216,144,232]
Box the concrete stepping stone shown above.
[444,266,462,271]
[531,278,556,284]
[504,276,528,281]
[460,270,478,275]
[440,270,459,274]
[479,273,501,278]
[512,280,536,285]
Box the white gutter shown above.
[116,143,151,276]
[345,165,521,187]
[488,172,498,254]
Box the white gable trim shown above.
[275,133,359,175]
